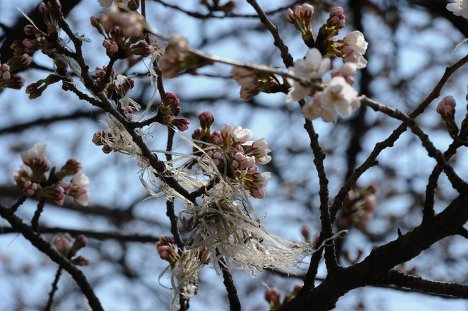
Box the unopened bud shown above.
[264,287,281,308]
[72,255,91,266]
[53,233,73,256]
[436,96,456,120]
[199,111,214,130]
[172,117,190,131]
[300,225,310,240]
[163,92,181,115]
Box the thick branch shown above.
[281,193,468,311]
[381,270,468,299]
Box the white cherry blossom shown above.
[304,77,360,122]
[447,0,468,19]
[341,31,368,69]
[286,48,330,102]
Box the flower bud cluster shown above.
[91,9,153,59]
[159,35,213,78]
[192,112,271,199]
[156,236,180,268]
[12,1,63,58]
[287,4,315,46]
[92,130,115,154]
[337,183,379,230]
[5,1,66,91]
[0,57,28,91]
[158,92,190,131]
[13,144,90,206]
[94,66,135,102]
[231,66,280,100]
[53,233,90,265]
[38,0,62,35]
[316,6,346,50]
[285,4,367,69]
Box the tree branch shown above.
[0,203,104,311]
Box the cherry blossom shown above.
[303,77,360,122]
[68,171,90,206]
[446,0,468,19]
[287,48,330,102]
[341,31,368,69]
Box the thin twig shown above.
[0,225,160,243]
[44,266,63,311]
[9,195,27,213]
[152,0,303,19]
[31,198,46,231]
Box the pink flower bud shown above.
[103,39,119,56]
[199,111,214,130]
[192,128,203,140]
[301,225,310,239]
[172,118,190,131]
[264,287,281,307]
[54,234,73,255]
[328,6,346,29]
[210,131,223,144]
[436,96,456,120]
[163,92,181,116]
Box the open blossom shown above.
[1,63,11,80]
[303,77,360,122]
[21,144,50,173]
[67,171,90,206]
[231,67,260,100]
[245,138,272,164]
[340,31,368,69]
[447,0,468,19]
[287,48,330,102]
[159,35,189,78]
[232,126,252,143]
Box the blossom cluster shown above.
[90,7,153,59]
[53,233,90,265]
[13,144,89,206]
[284,5,368,122]
[7,1,69,95]
[192,111,271,199]
[337,184,378,230]
[158,92,190,131]
[159,35,213,78]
